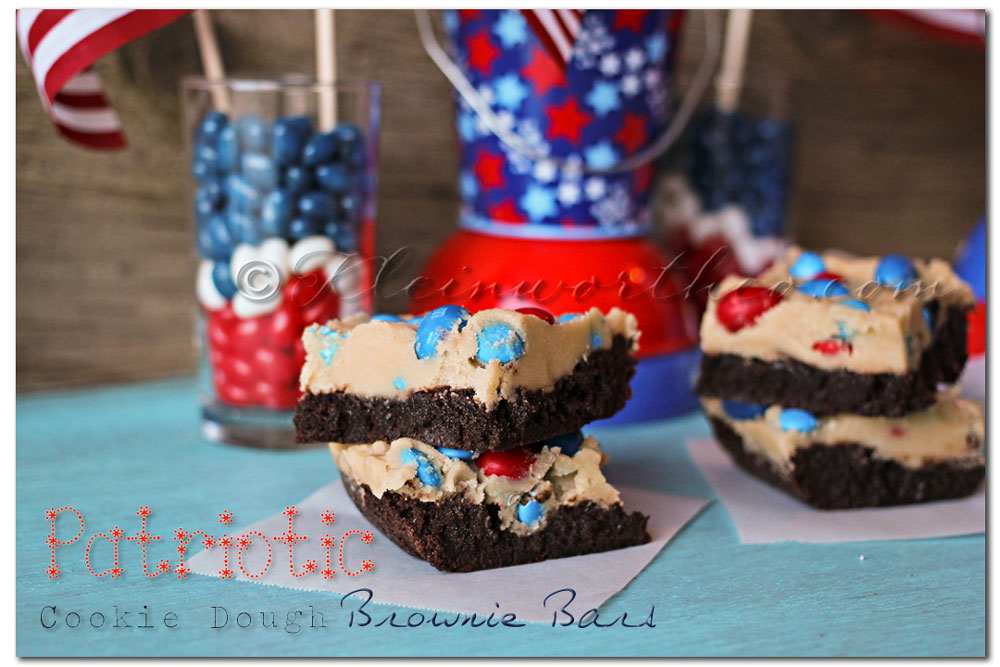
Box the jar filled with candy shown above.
[183,77,380,447]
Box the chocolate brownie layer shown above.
[295,335,636,453]
[343,476,650,572]
[696,304,968,417]
[709,417,984,510]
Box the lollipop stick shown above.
[316,8,337,131]
[715,9,753,113]
[192,9,230,112]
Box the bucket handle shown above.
[415,9,721,175]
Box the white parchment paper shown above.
[187,481,709,623]
[688,438,984,544]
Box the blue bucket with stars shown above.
[440,9,684,239]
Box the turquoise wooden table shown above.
[16,379,985,657]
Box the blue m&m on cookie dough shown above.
[437,447,473,461]
[779,408,818,433]
[371,313,404,322]
[722,400,767,420]
[399,448,442,487]
[414,305,470,359]
[875,254,917,289]
[799,278,850,298]
[476,322,525,364]
[790,251,825,280]
[517,499,545,526]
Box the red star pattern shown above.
[175,565,190,578]
[45,508,58,521]
[220,536,234,548]
[176,544,187,554]
[136,532,152,546]
[458,9,480,21]
[303,560,317,573]
[157,560,170,573]
[110,566,124,578]
[614,9,649,31]
[282,506,299,517]
[474,150,506,189]
[174,528,187,542]
[320,510,336,525]
[320,536,335,547]
[47,565,60,579]
[237,536,251,549]
[360,531,375,545]
[466,30,499,74]
[522,48,565,96]
[45,535,59,547]
[321,568,334,580]
[202,536,215,548]
[488,200,525,224]
[110,527,124,540]
[361,559,374,573]
[616,112,649,153]
[546,97,590,143]
[218,511,234,526]
[136,506,151,518]
[219,567,234,579]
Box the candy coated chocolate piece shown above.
[315,163,350,193]
[217,124,240,173]
[515,307,555,323]
[371,314,404,322]
[517,499,545,525]
[228,212,263,246]
[289,217,322,241]
[197,260,228,311]
[302,131,339,166]
[196,111,228,145]
[261,189,294,237]
[258,237,291,282]
[437,447,473,460]
[476,321,525,364]
[798,279,849,298]
[476,446,536,478]
[557,312,582,322]
[839,299,870,312]
[779,408,818,433]
[211,261,238,300]
[299,191,336,220]
[543,431,583,456]
[414,305,470,359]
[204,214,235,261]
[812,340,852,355]
[790,251,824,279]
[716,286,783,332]
[399,448,442,488]
[241,153,278,191]
[924,305,934,332]
[290,235,335,275]
[237,114,269,153]
[721,399,767,420]
[875,254,917,289]
[271,115,311,166]
[283,165,311,193]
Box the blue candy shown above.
[335,124,366,167]
[315,164,350,193]
[211,261,237,299]
[790,251,824,280]
[517,500,545,526]
[191,159,213,182]
[779,408,818,433]
[476,322,525,364]
[875,254,917,289]
[544,431,584,456]
[590,328,604,349]
[437,447,473,461]
[205,214,235,260]
[237,115,269,153]
[283,165,311,193]
[339,194,361,223]
[392,377,406,391]
[722,400,767,420]
[271,115,311,166]
[298,191,336,220]
[839,299,870,312]
[288,217,321,241]
[415,305,470,359]
[260,189,294,237]
[371,314,404,322]
[196,225,214,259]
[225,174,262,215]
[199,178,225,207]
[399,448,442,488]
[407,316,424,327]
[228,212,263,246]
[194,143,219,174]
[924,305,934,332]
[196,111,228,146]
[557,313,582,322]
[333,224,357,252]
[217,124,240,173]
[302,131,339,166]
[799,279,850,298]
[241,153,278,191]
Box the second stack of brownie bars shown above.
[695,247,985,509]
[294,305,651,571]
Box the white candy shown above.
[290,235,336,275]
[230,243,259,281]
[196,260,227,311]
[323,252,350,285]
[258,237,290,282]
[232,291,282,319]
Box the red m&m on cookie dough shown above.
[716,286,783,332]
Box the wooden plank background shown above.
[16,10,985,391]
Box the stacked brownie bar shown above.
[294,305,650,571]
[696,247,985,509]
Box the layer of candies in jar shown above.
[192,110,369,409]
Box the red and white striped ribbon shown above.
[520,9,584,68]
[16,9,190,151]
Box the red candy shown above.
[515,307,555,324]
[476,446,537,478]
[813,271,844,282]
[715,286,783,332]
[812,340,852,355]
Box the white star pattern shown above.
[622,74,641,96]
[533,159,558,183]
[644,68,662,90]
[584,177,606,201]
[599,53,621,76]
[625,47,645,71]
[558,181,581,205]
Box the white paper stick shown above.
[715,9,753,113]
[316,8,337,131]
[192,9,229,113]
